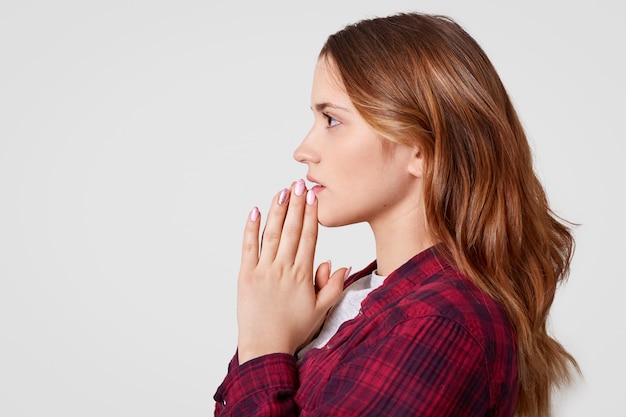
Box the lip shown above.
[306,174,323,187]
[311,184,325,195]
[306,175,325,195]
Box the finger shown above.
[240,206,261,273]
[275,179,308,262]
[258,188,290,262]
[294,189,319,266]
[314,260,332,293]
[316,267,349,313]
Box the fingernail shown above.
[343,267,352,281]
[327,260,332,272]
[306,189,316,205]
[250,206,259,222]
[278,188,289,205]
[295,179,306,196]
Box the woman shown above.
[214,12,578,417]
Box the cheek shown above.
[316,195,339,227]
[315,192,352,228]
[316,188,374,228]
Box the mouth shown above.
[306,175,325,195]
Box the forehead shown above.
[311,57,352,107]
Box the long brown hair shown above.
[321,12,579,417]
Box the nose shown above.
[293,129,320,164]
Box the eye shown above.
[322,113,341,128]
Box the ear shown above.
[407,145,424,179]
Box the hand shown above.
[236,179,347,364]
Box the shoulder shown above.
[396,253,518,400]
[357,246,516,363]
[401,269,512,351]
[371,247,514,350]
[363,248,517,387]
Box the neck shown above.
[369,208,434,276]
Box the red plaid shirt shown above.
[214,247,518,416]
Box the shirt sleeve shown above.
[213,352,299,417]
[311,315,491,416]
[214,315,491,416]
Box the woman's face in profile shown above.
[293,57,419,229]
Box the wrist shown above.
[237,343,295,365]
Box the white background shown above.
[1,0,623,415]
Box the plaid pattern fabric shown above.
[214,247,518,416]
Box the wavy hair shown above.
[320,12,579,417]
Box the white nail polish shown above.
[306,189,316,205]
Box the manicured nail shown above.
[306,189,316,205]
[294,179,306,196]
[343,267,352,281]
[278,188,289,205]
[250,206,259,222]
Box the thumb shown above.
[316,267,351,312]
[314,260,332,292]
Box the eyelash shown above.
[322,113,340,128]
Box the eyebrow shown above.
[312,102,351,113]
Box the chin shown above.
[317,210,360,228]
[317,217,341,228]
[317,214,343,228]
